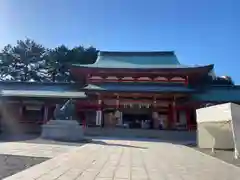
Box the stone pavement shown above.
[0,142,79,158]
[4,139,240,180]
[0,154,48,179]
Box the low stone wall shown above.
[41,120,84,141]
[85,127,196,142]
[0,121,42,134]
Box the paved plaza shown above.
[2,138,240,180]
[0,154,48,179]
[0,136,84,179]
[0,141,80,158]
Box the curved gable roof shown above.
[73,51,186,69]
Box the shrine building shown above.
[0,51,239,134]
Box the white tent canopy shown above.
[196,103,240,159]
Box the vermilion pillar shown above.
[168,103,173,129]
[172,101,177,129]
[86,74,90,84]
[185,76,189,86]
[186,109,191,130]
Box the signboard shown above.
[123,103,151,108]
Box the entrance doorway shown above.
[123,113,152,129]
[122,107,152,129]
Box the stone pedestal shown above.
[41,120,84,141]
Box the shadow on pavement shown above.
[90,139,148,149]
[0,154,49,180]
[0,133,196,147]
[88,136,196,146]
[0,133,88,146]
[0,133,39,142]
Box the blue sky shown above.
[0,0,239,82]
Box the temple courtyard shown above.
[0,137,239,180]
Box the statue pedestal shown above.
[41,120,84,141]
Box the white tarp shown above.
[197,103,232,123]
[230,103,240,159]
[196,103,240,159]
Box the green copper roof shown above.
[84,82,195,93]
[192,86,240,102]
[1,90,86,98]
[73,51,191,69]
[0,82,86,98]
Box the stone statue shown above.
[54,99,76,120]
[42,98,84,141]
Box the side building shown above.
[0,51,239,134]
